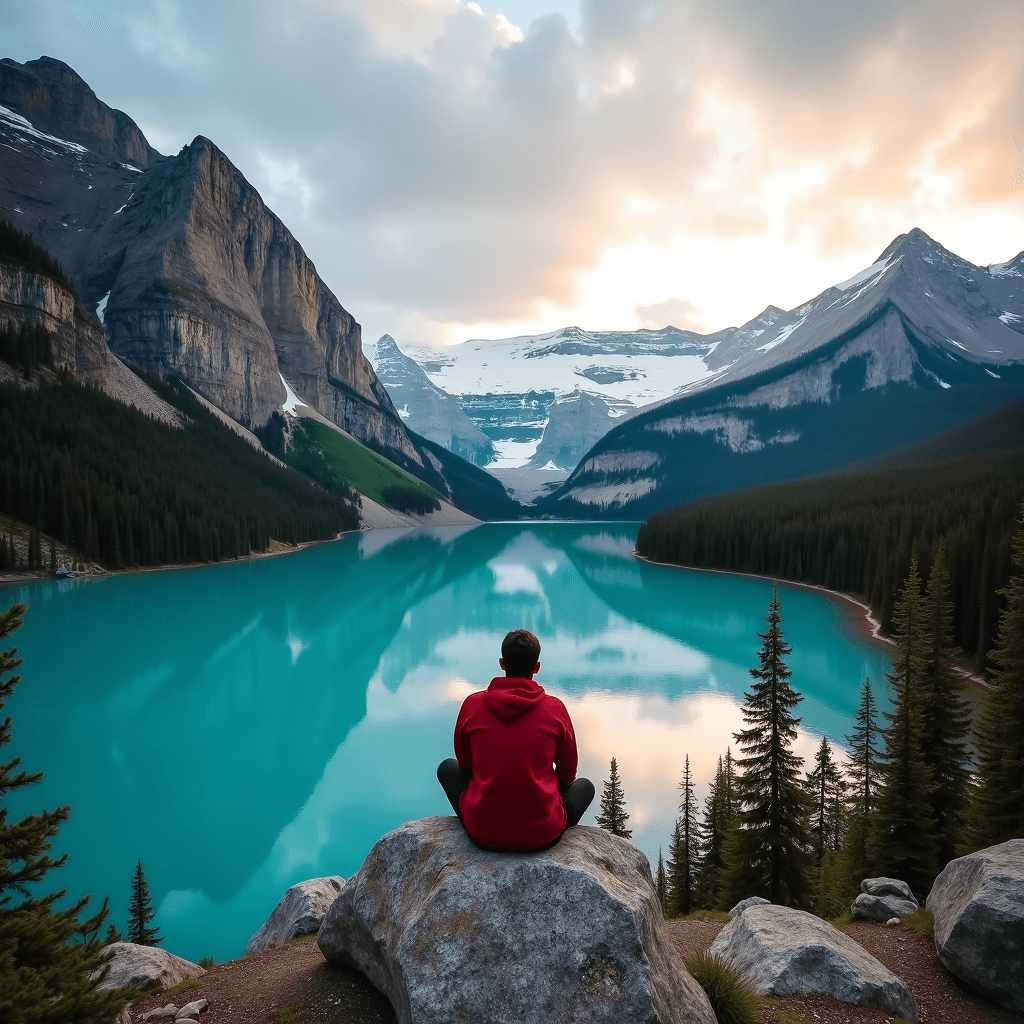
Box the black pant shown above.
[437,758,596,834]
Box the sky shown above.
[3,0,1024,350]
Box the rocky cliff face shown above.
[0,260,111,381]
[0,57,421,466]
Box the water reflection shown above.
[4,523,891,961]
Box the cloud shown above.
[635,298,704,332]
[3,0,1023,348]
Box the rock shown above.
[141,1007,178,1021]
[850,892,919,922]
[885,918,901,926]
[729,896,771,917]
[708,904,919,1021]
[317,816,717,1024]
[245,876,345,956]
[927,839,1024,1013]
[861,877,917,903]
[93,943,206,992]
[174,1000,208,1019]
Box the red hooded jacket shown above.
[454,676,578,850]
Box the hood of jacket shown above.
[483,676,547,721]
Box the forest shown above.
[636,408,1024,665]
[0,359,359,572]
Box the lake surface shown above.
[3,522,891,962]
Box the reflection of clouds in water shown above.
[572,532,637,558]
[490,562,545,596]
[286,635,309,664]
[366,666,476,723]
[583,565,643,589]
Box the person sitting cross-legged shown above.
[437,628,595,851]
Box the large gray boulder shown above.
[245,875,344,956]
[708,904,918,1021]
[850,892,918,922]
[93,943,206,992]
[317,817,717,1024]
[729,896,770,917]
[927,839,1024,1013]
[861,877,916,903]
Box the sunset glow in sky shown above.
[4,0,1024,349]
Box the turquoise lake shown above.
[2,522,892,963]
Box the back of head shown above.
[501,629,541,678]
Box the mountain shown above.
[0,55,505,518]
[370,334,494,466]
[535,228,1024,517]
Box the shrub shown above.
[827,910,852,930]
[683,950,761,1024]
[902,906,935,939]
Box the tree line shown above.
[600,507,1024,915]
[0,322,53,378]
[0,217,72,288]
[636,445,1024,664]
[0,371,358,572]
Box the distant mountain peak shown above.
[874,227,959,265]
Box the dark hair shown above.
[501,629,541,678]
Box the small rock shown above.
[851,893,918,922]
[93,943,206,992]
[318,816,717,1024]
[174,1000,208,1019]
[927,839,1024,1014]
[860,877,917,903]
[729,896,771,917]
[245,876,345,956]
[141,1007,178,1022]
[708,904,918,1020]
[885,918,901,926]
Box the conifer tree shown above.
[871,556,937,897]
[721,588,813,908]
[126,860,162,946]
[672,755,700,915]
[596,757,632,839]
[970,503,1024,848]
[842,679,881,890]
[918,542,972,869]
[695,754,735,909]
[805,736,843,869]
[655,850,668,915]
[665,819,683,917]
[0,601,127,1023]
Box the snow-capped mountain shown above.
[535,228,1024,516]
[370,335,495,466]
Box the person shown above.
[437,628,595,851]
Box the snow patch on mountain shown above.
[0,104,88,154]
[280,373,307,413]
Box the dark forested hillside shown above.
[0,217,71,288]
[0,372,358,571]
[636,403,1024,664]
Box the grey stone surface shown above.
[861,877,916,903]
[850,892,919,922]
[94,943,206,992]
[317,816,716,1024]
[141,1005,177,1021]
[729,896,771,917]
[927,839,1024,1013]
[708,904,918,1021]
[174,999,207,1019]
[245,876,345,956]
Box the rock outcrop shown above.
[317,816,717,1024]
[851,892,918,922]
[927,839,1024,1013]
[708,904,919,1020]
[729,896,771,916]
[245,875,344,956]
[93,942,206,992]
[531,389,617,471]
[860,876,916,902]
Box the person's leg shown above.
[560,777,595,827]
[437,758,470,816]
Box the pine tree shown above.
[655,850,668,915]
[0,601,127,1023]
[871,556,937,897]
[126,860,162,946]
[918,542,972,869]
[804,736,843,869]
[721,588,813,908]
[970,503,1024,848]
[595,757,632,839]
[668,755,699,916]
[695,755,732,909]
[842,679,881,890]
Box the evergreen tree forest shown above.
[0,218,71,288]
[636,436,1024,664]
[0,372,358,572]
[650,511,1024,917]
[0,322,53,379]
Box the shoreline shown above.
[632,552,991,693]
